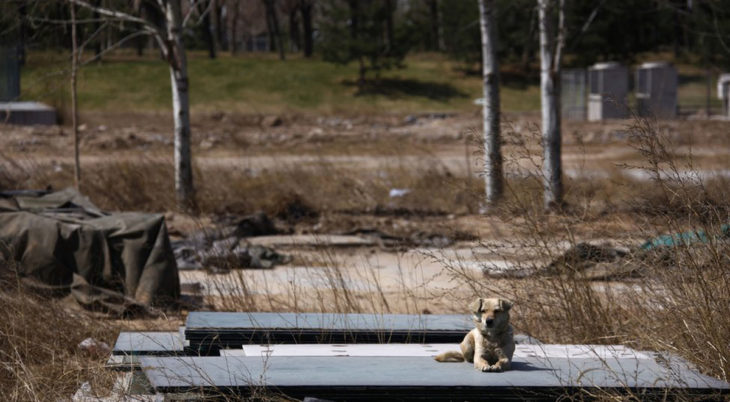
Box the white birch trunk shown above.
[538,0,563,209]
[478,0,502,207]
[165,0,194,209]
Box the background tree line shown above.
[3,1,730,72]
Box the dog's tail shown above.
[433,351,464,362]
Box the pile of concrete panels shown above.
[106,311,729,401]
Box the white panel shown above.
[219,344,651,360]
[516,344,651,360]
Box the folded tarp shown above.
[0,188,180,314]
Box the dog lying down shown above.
[434,297,515,372]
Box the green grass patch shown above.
[20,51,719,115]
[21,51,540,114]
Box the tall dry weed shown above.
[0,267,120,401]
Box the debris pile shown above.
[172,212,291,272]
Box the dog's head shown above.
[470,297,512,334]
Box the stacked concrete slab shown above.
[636,61,678,118]
[0,45,56,125]
[588,62,629,121]
[106,311,730,400]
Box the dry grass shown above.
[449,116,730,386]
[0,269,121,401]
[1,114,729,399]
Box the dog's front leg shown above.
[472,338,490,372]
[489,356,511,372]
[487,348,511,372]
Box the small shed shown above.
[636,61,678,118]
[588,62,628,121]
[717,73,730,117]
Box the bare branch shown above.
[80,30,152,66]
[183,0,209,27]
[70,0,147,25]
[69,0,162,37]
[78,21,108,55]
[711,6,730,54]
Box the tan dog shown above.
[434,297,515,372]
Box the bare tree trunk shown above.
[165,0,194,209]
[300,0,313,57]
[270,0,285,60]
[69,0,195,209]
[92,0,102,59]
[263,0,285,60]
[230,0,239,55]
[216,0,228,52]
[18,2,27,65]
[70,1,81,188]
[538,0,564,210]
[385,0,395,55]
[203,0,218,58]
[706,68,712,117]
[478,0,502,207]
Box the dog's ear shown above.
[469,298,483,319]
[498,299,513,312]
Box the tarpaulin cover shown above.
[0,188,179,314]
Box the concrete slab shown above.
[185,312,474,352]
[246,234,376,248]
[139,353,729,400]
[113,331,187,356]
[187,312,472,332]
[0,102,56,125]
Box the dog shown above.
[434,297,515,372]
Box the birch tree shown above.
[478,0,502,207]
[538,0,565,210]
[69,0,198,209]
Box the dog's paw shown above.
[489,364,503,372]
[477,363,490,372]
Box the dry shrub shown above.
[0,269,120,401]
[456,116,730,386]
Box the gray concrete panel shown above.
[113,332,186,356]
[185,312,475,351]
[140,354,729,400]
[0,102,56,125]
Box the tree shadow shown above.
[342,78,467,101]
[452,64,539,90]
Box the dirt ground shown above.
[2,111,730,318]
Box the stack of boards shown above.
[109,312,729,400]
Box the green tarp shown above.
[0,188,179,314]
[641,224,730,250]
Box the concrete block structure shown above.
[588,62,628,121]
[636,61,678,119]
[561,68,587,121]
[717,73,730,118]
[0,102,57,125]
